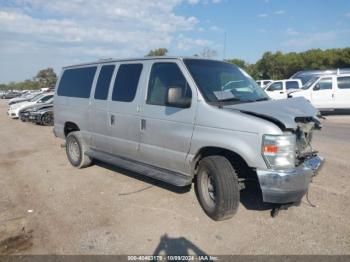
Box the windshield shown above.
[184,59,269,104]
[29,93,44,102]
[302,76,319,90]
[297,74,320,85]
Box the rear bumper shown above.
[256,155,325,204]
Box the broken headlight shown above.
[262,134,296,169]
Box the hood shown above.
[29,103,53,111]
[224,97,319,130]
[11,101,31,109]
[37,106,53,113]
[9,98,29,104]
[14,101,37,111]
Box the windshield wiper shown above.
[253,97,269,102]
[210,98,242,108]
[217,97,241,102]
[242,97,269,103]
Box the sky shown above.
[0,0,350,83]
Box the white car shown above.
[264,79,302,100]
[289,74,350,110]
[8,91,42,105]
[256,80,273,88]
[8,92,54,118]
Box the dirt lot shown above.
[0,100,349,255]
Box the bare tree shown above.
[199,47,217,58]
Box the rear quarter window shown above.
[337,76,350,89]
[57,67,97,98]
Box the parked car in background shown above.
[289,74,350,110]
[290,68,350,85]
[29,106,54,126]
[1,91,22,99]
[8,92,54,118]
[256,80,273,88]
[19,102,53,122]
[264,79,302,100]
[53,57,324,221]
[8,91,42,105]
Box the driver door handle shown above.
[141,119,146,130]
[110,115,115,125]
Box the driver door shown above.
[138,61,196,174]
[311,77,334,109]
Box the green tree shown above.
[226,58,258,78]
[34,68,57,88]
[146,48,168,56]
[226,58,248,69]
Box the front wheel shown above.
[65,132,92,169]
[195,155,240,221]
[41,112,54,126]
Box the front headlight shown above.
[262,134,296,169]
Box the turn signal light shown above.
[263,145,278,154]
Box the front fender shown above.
[188,126,267,170]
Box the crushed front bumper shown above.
[256,155,325,204]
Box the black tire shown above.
[65,131,92,169]
[195,155,240,221]
[41,112,54,126]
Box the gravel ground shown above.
[0,100,349,255]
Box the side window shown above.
[337,77,350,89]
[147,63,192,107]
[57,67,97,98]
[39,95,53,103]
[94,65,115,100]
[286,81,299,90]
[315,78,332,90]
[112,64,143,102]
[267,82,283,91]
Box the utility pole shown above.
[223,31,227,61]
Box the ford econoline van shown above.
[289,74,350,110]
[54,57,324,220]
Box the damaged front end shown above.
[226,97,325,204]
[295,117,321,168]
[257,117,324,204]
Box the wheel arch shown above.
[64,121,80,137]
[191,146,255,179]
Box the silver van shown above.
[54,57,324,220]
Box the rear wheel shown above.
[65,132,92,169]
[195,155,240,221]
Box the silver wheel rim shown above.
[42,113,52,125]
[68,138,80,163]
[200,168,216,209]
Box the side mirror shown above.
[313,84,320,91]
[166,87,191,108]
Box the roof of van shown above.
[62,56,220,69]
